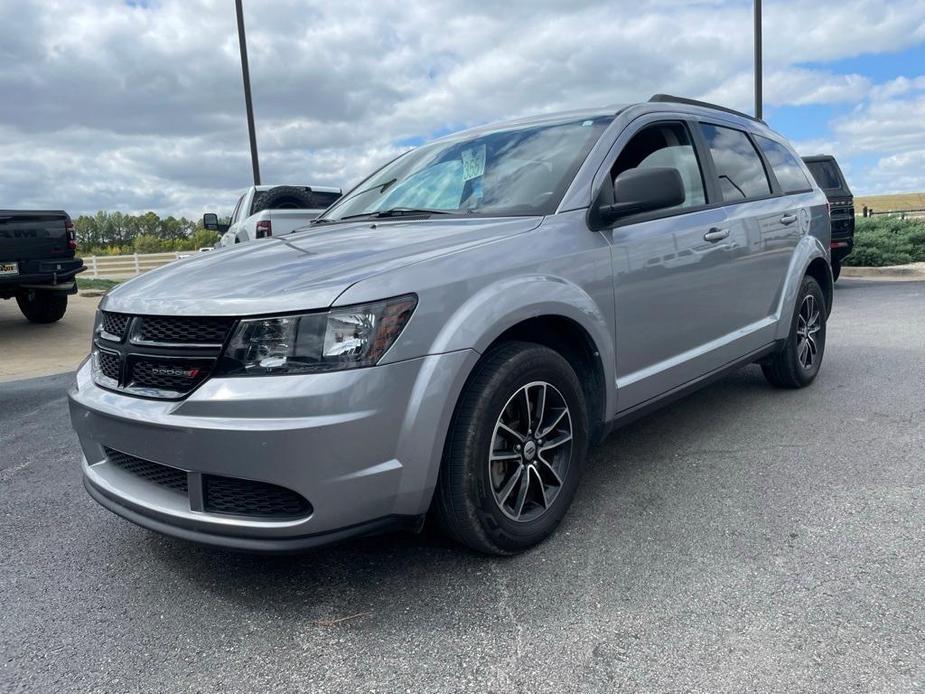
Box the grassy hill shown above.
[855,192,925,214]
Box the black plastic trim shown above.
[84,476,417,554]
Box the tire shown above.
[761,276,826,388]
[252,186,316,212]
[16,289,68,324]
[832,258,841,282]
[434,341,589,555]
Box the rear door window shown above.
[700,124,771,202]
[755,136,811,194]
[230,194,246,223]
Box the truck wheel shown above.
[434,341,588,555]
[761,276,826,389]
[832,258,841,282]
[252,186,316,212]
[16,290,68,324]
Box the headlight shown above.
[217,294,417,376]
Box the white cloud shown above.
[1,0,925,216]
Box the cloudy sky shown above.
[2,0,925,218]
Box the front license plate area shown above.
[0,262,18,277]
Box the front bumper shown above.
[68,349,478,552]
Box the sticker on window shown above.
[461,145,486,182]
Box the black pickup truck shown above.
[802,155,854,281]
[0,210,84,323]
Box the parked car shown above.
[802,155,854,281]
[1,209,83,323]
[205,185,342,247]
[69,95,832,555]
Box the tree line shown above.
[74,211,221,256]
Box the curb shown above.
[841,262,925,280]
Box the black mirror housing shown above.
[598,167,686,225]
[203,213,220,231]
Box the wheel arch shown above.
[805,256,833,316]
[482,316,609,444]
[774,238,834,341]
[423,275,617,427]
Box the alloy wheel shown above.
[488,381,573,522]
[796,294,822,370]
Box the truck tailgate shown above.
[0,210,71,261]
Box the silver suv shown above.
[69,95,832,555]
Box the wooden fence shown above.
[83,252,185,278]
[861,206,925,220]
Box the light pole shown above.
[754,0,763,120]
[235,0,261,185]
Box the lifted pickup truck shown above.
[205,185,342,248]
[803,155,854,281]
[0,210,84,323]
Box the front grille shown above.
[128,358,211,394]
[98,349,121,381]
[101,311,130,339]
[101,448,312,520]
[93,313,231,399]
[203,475,312,518]
[105,448,188,495]
[137,315,234,345]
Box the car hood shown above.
[102,216,542,316]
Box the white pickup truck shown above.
[204,185,341,248]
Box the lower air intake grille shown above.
[105,447,188,495]
[203,475,312,518]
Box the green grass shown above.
[77,277,122,291]
[844,217,925,267]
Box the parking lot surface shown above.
[1,279,923,693]
[0,295,101,382]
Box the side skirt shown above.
[603,341,782,435]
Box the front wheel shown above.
[434,342,589,555]
[16,289,68,324]
[762,276,826,388]
[832,258,841,282]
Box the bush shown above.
[844,217,925,267]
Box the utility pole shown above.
[754,0,763,120]
[235,0,261,185]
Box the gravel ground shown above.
[1,278,923,693]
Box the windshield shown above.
[320,116,613,221]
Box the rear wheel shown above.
[762,276,826,388]
[832,258,841,282]
[16,289,68,324]
[434,342,588,555]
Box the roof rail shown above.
[648,94,764,123]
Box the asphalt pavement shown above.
[1,278,923,693]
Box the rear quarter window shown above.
[755,136,812,194]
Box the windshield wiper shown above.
[338,208,457,221]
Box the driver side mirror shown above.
[202,213,229,233]
[598,167,685,225]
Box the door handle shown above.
[703,227,729,242]
[779,213,797,225]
